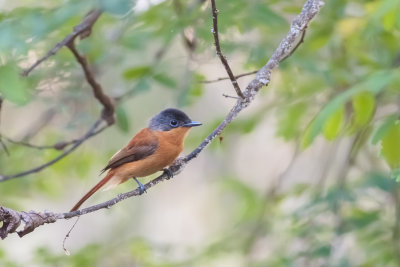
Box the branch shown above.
[201,25,308,84]
[0,96,9,156]
[210,0,245,99]
[66,41,115,125]
[0,118,109,183]
[200,70,258,84]
[0,0,324,240]
[1,9,115,179]
[2,136,82,151]
[22,10,102,76]
[22,8,114,124]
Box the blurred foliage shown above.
[1,0,400,266]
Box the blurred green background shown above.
[1,0,400,266]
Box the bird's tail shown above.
[70,170,115,212]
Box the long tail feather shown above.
[70,170,115,212]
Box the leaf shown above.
[221,177,262,220]
[278,102,307,141]
[383,7,399,31]
[390,168,400,181]
[116,105,130,133]
[0,64,29,104]
[302,70,397,147]
[371,115,398,145]
[380,121,400,169]
[351,91,375,129]
[178,73,204,106]
[323,105,344,140]
[152,73,177,89]
[97,0,136,15]
[189,73,205,97]
[346,208,380,229]
[123,66,152,80]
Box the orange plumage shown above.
[70,109,200,212]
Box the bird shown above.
[70,108,201,212]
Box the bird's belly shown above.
[114,144,182,179]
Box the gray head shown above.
[149,108,202,131]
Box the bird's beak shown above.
[183,121,202,127]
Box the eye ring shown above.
[169,119,178,127]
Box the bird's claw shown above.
[163,168,174,180]
[138,184,147,194]
[134,177,147,194]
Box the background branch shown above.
[200,70,258,84]
[210,0,245,99]
[1,134,84,151]
[200,25,308,84]
[0,118,109,183]
[22,10,102,76]
[66,41,115,125]
[0,9,115,180]
[0,0,324,240]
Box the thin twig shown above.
[22,10,102,76]
[66,41,115,125]
[63,216,80,256]
[201,27,308,85]
[281,26,308,62]
[2,136,80,151]
[0,0,324,240]
[0,97,8,156]
[0,118,109,182]
[222,94,240,99]
[201,70,258,84]
[210,0,245,99]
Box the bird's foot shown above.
[163,168,174,180]
[134,177,147,194]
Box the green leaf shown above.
[178,73,205,106]
[383,6,399,31]
[351,91,375,130]
[390,168,400,181]
[189,73,205,97]
[380,121,400,169]
[303,70,397,147]
[0,64,29,104]
[323,105,344,140]
[278,102,307,140]
[152,73,177,89]
[116,105,130,133]
[346,209,380,229]
[371,115,398,145]
[98,0,136,15]
[123,66,152,80]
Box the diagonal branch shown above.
[200,70,258,84]
[0,9,115,180]
[201,26,308,84]
[66,41,115,125]
[0,0,324,240]
[22,10,102,77]
[2,136,79,151]
[0,118,109,183]
[210,0,245,99]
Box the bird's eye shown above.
[169,119,178,127]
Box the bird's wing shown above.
[101,128,159,173]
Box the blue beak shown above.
[183,121,202,127]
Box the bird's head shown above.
[149,108,202,131]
